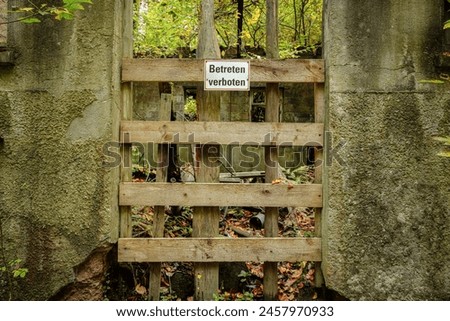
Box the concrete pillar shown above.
[323,0,450,300]
[0,0,123,299]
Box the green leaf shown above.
[445,20,450,30]
[63,0,93,4]
[9,259,21,266]
[434,136,450,157]
[51,8,74,21]
[437,151,450,157]
[21,17,41,24]
[58,12,75,20]
[13,268,28,278]
[433,136,450,145]
[419,79,445,84]
[63,0,93,12]
[15,7,35,12]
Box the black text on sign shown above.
[204,60,250,91]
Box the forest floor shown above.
[105,165,319,301]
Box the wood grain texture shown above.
[119,0,134,239]
[148,94,172,301]
[264,0,281,301]
[313,83,325,288]
[194,0,222,300]
[122,58,324,83]
[119,182,323,208]
[118,237,322,263]
[120,121,323,146]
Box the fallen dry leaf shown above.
[135,284,147,295]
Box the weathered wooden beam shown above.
[122,58,325,83]
[119,0,134,239]
[148,93,172,301]
[194,0,222,301]
[119,182,323,208]
[314,83,325,288]
[120,121,323,146]
[264,0,280,301]
[118,237,322,263]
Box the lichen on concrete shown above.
[0,0,121,300]
[1,0,449,301]
[323,0,450,300]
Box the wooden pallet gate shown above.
[118,0,324,300]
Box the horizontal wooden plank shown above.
[122,58,324,83]
[119,182,323,207]
[121,121,323,146]
[118,237,322,262]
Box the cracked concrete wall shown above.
[323,0,450,299]
[0,0,122,300]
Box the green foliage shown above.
[0,259,28,279]
[134,0,200,58]
[0,216,28,300]
[283,165,314,184]
[433,136,450,157]
[134,0,322,58]
[184,96,197,116]
[215,0,322,58]
[446,0,450,29]
[9,259,29,279]
[11,0,92,24]
[419,74,449,85]
[215,0,266,53]
[419,79,446,84]
[278,0,323,57]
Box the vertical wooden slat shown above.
[314,83,325,288]
[119,0,325,302]
[264,0,280,301]
[193,0,221,301]
[119,0,134,239]
[148,94,172,301]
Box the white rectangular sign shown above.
[204,60,250,91]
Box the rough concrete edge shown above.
[50,0,124,300]
[321,0,331,291]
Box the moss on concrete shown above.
[323,0,450,299]
[0,0,121,300]
[2,0,449,301]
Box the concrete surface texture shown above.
[322,0,450,299]
[0,0,449,300]
[0,0,121,299]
